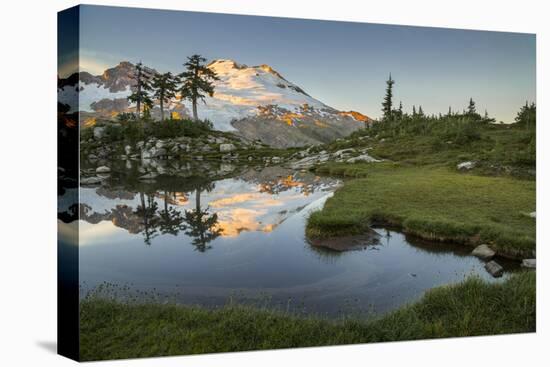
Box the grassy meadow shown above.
[80,271,535,361]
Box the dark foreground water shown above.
[62,165,518,317]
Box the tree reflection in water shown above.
[131,183,221,251]
[134,192,160,245]
[182,183,222,252]
[158,191,185,236]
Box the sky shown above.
[62,5,535,122]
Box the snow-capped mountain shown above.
[58,60,370,147]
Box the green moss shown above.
[307,163,535,258]
[79,272,535,361]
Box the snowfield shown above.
[58,59,336,132]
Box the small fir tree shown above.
[152,72,180,121]
[381,73,395,121]
[179,54,220,121]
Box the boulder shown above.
[457,161,476,170]
[484,260,504,278]
[152,148,167,158]
[95,166,111,173]
[124,145,132,155]
[529,211,536,218]
[220,143,236,152]
[271,156,282,164]
[471,244,496,259]
[93,127,105,140]
[521,259,536,269]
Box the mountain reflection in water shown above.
[68,165,518,317]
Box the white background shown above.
[0,0,547,365]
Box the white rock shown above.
[521,259,536,269]
[95,166,111,173]
[93,127,105,139]
[471,244,496,259]
[124,145,132,155]
[220,143,236,152]
[346,154,381,163]
[529,211,536,218]
[457,161,476,170]
[333,148,355,157]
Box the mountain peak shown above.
[207,59,246,71]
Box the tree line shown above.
[127,54,219,122]
[379,74,536,128]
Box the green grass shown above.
[79,271,535,361]
[325,123,535,178]
[308,163,535,259]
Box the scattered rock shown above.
[80,176,103,185]
[333,148,355,157]
[521,259,536,269]
[471,244,496,260]
[220,143,236,152]
[457,161,476,170]
[346,154,381,163]
[484,260,504,278]
[95,166,111,173]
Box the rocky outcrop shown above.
[289,147,381,170]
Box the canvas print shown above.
[57,5,536,361]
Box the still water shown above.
[69,165,516,317]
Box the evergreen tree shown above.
[412,105,417,117]
[467,97,476,115]
[514,101,536,129]
[447,106,452,117]
[127,62,153,119]
[179,54,219,121]
[381,73,395,121]
[152,72,180,121]
[418,105,424,117]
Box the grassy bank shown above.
[79,271,535,361]
[307,163,535,259]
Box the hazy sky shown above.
[66,5,535,122]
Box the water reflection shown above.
[76,166,339,249]
[182,184,222,252]
[68,165,520,317]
